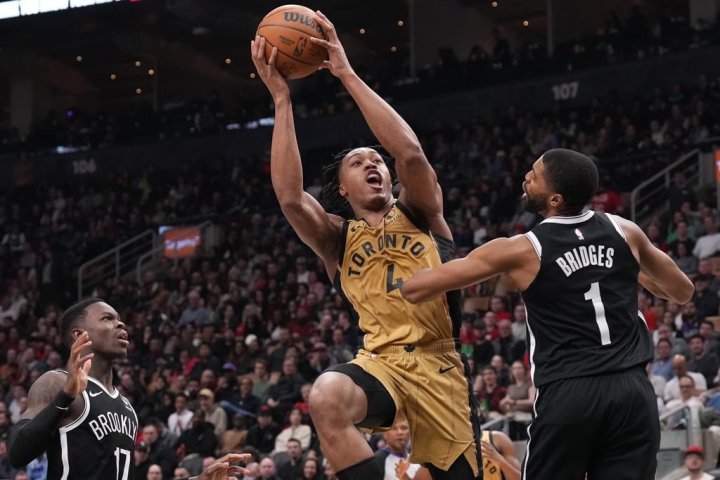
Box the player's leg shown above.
[586,367,660,480]
[521,379,592,480]
[309,363,396,480]
[411,350,482,479]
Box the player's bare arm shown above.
[190,453,251,480]
[401,235,538,303]
[309,11,447,236]
[251,36,343,276]
[615,215,694,304]
[482,431,521,480]
[9,332,93,467]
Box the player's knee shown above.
[309,372,361,424]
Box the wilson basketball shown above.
[256,4,329,80]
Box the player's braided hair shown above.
[320,146,397,219]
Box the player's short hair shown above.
[542,148,599,214]
[59,297,105,348]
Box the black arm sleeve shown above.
[8,390,74,468]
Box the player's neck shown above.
[88,356,114,390]
[353,199,394,227]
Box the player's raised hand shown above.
[192,453,251,480]
[310,11,354,78]
[250,35,290,100]
[63,332,93,398]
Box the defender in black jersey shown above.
[9,298,249,480]
[402,149,694,480]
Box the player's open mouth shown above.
[366,171,382,188]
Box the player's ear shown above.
[338,183,347,198]
[549,193,563,208]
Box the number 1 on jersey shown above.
[114,447,130,480]
[584,282,611,345]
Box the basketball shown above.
[256,4,329,80]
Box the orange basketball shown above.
[256,4,329,80]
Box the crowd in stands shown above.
[0,5,719,157]
[0,13,719,480]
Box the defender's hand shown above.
[63,332,94,398]
[310,11,354,79]
[250,35,290,100]
[191,453,251,480]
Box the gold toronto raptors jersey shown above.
[334,202,461,351]
[482,431,504,480]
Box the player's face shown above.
[522,158,551,214]
[77,302,128,359]
[339,148,393,211]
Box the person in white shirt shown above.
[664,355,707,402]
[167,393,194,436]
[678,445,715,480]
[273,408,312,453]
[665,376,705,412]
[693,216,720,259]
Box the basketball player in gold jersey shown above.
[481,430,520,480]
[250,10,481,480]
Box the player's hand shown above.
[395,459,411,479]
[64,332,94,398]
[480,439,503,465]
[310,11,354,79]
[191,453,251,480]
[250,35,290,100]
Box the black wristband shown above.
[53,390,75,411]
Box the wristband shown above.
[53,390,75,411]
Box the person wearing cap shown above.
[198,388,227,438]
[679,445,714,480]
[246,407,281,455]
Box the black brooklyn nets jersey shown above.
[46,373,138,480]
[522,210,653,387]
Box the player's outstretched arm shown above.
[251,36,342,274]
[615,216,694,304]
[309,12,444,222]
[9,332,92,467]
[402,236,531,303]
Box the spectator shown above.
[221,376,261,418]
[688,334,720,388]
[327,328,354,364]
[656,322,690,358]
[492,319,525,364]
[133,442,152,480]
[647,362,667,400]
[651,338,674,381]
[664,354,707,402]
[474,365,507,420]
[266,358,305,416]
[174,466,192,480]
[146,464,163,480]
[178,290,212,327]
[0,440,16,480]
[198,388,228,438]
[678,445,713,480]
[471,320,495,367]
[250,359,273,403]
[142,423,178,479]
[246,406,281,455]
[219,413,248,454]
[665,376,705,411]
[699,321,720,358]
[300,458,323,480]
[693,275,719,322]
[276,438,305,479]
[175,410,218,458]
[258,457,281,480]
[168,393,194,436]
[693,217,720,259]
[510,304,527,343]
[274,408,312,453]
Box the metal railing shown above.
[630,149,703,226]
[77,229,157,299]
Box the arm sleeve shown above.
[9,390,74,468]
